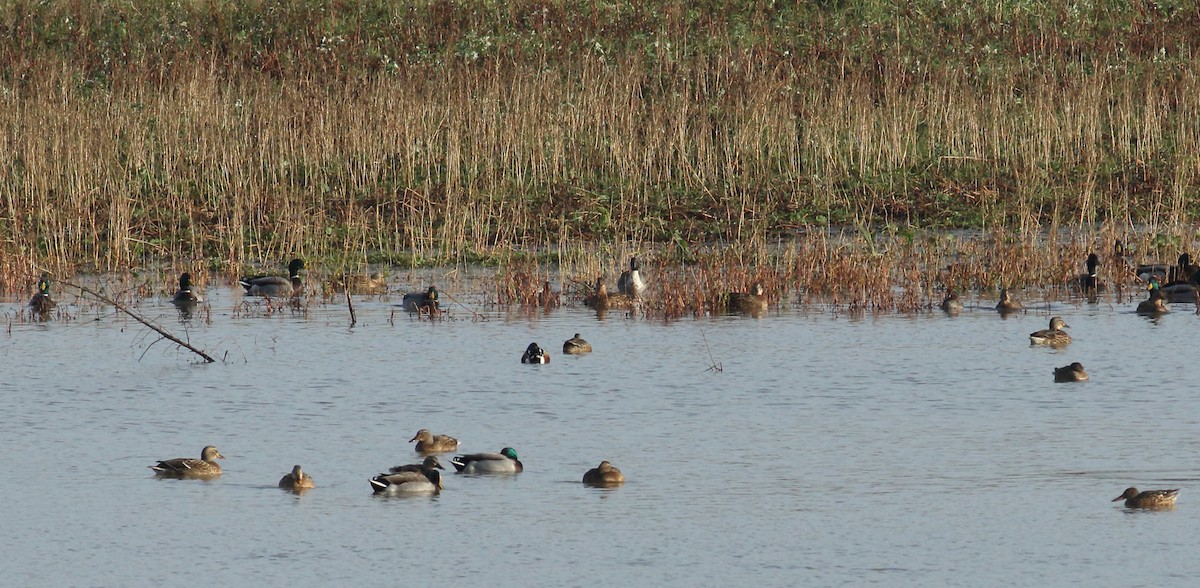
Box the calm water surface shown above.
[2,280,1199,586]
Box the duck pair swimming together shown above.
[371,456,445,494]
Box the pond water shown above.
[2,278,1198,586]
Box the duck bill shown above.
[1111,495,1124,502]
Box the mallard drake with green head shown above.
[240,259,304,297]
[1113,487,1179,509]
[939,290,963,314]
[451,447,523,474]
[30,274,55,316]
[1137,285,1170,315]
[389,455,445,474]
[1053,362,1088,382]
[409,429,459,454]
[729,283,768,314]
[172,272,202,304]
[1029,316,1071,346]
[278,465,315,490]
[402,286,439,313]
[150,445,224,478]
[582,461,625,487]
[996,288,1023,313]
[563,333,592,355]
[369,466,443,495]
[617,257,646,298]
[521,342,550,364]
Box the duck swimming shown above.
[521,342,550,364]
[278,465,315,491]
[996,288,1023,313]
[451,447,524,474]
[1052,362,1088,382]
[939,290,963,314]
[149,445,225,479]
[402,285,439,313]
[240,259,304,297]
[563,333,593,355]
[1113,487,1179,509]
[30,274,55,317]
[582,461,625,487]
[172,272,202,304]
[1029,316,1071,346]
[617,257,646,298]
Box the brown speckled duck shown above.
[996,288,1023,313]
[585,278,634,311]
[1029,316,1071,347]
[150,446,224,478]
[278,465,315,490]
[563,333,593,355]
[1113,487,1179,509]
[582,461,625,487]
[409,429,460,454]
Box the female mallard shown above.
[409,429,459,454]
[563,333,592,355]
[369,465,443,495]
[996,288,1023,313]
[617,257,646,298]
[240,258,304,297]
[1137,285,1170,315]
[1113,487,1179,509]
[150,445,224,478]
[584,278,634,311]
[1053,362,1088,382]
[451,447,523,474]
[30,274,55,316]
[521,342,550,364]
[402,285,439,313]
[278,465,315,490]
[330,272,387,294]
[172,272,202,304]
[1029,316,1071,346]
[729,283,768,314]
[389,455,445,474]
[582,461,625,487]
[939,290,963,314]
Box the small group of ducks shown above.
[520,333,595,364]
[150,432,625,496]
[585,257,646,311]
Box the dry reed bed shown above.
[3,56,1200,273]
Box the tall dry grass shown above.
[2,1,1200,285]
